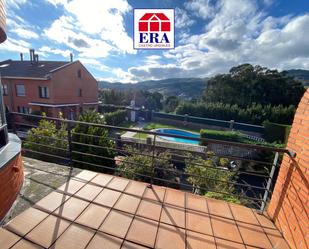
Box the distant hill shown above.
[286,69,309,86]
[98,78,208,99]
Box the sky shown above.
[0,0,309,82]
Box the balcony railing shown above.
[9,112,294,212]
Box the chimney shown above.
[29,49,35,63]
[34,54,39,63]
[20,53,23,61]
[70,53,73,62]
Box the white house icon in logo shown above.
[134,9,175,50]
[139,13,171,32]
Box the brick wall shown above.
[267,89,309,249]
[0,153,24,220]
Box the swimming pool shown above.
[155,128,200,145]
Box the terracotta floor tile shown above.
[5,207,49,236]
[99,210,133,238]
[87,232,122,249]
[160,205,185,228]
[263,227,290,249]
[26,215,71,248]
[75,183,103,201]
[136,199,162,221]
[186,231,216,249]
[253,211,277,229]
[215,238,246,249]
[76,203,110,229]
[34,191,70,212]
[124,181,147,197]
[186,210,213,235]
[164,188,185,208]
[107,177,130,191]
[229,204,259,225]
[91,174,114,187]
[207,198,233,219]
[126,216,159,247]
[211,216,243,244]
[93,188,122,207]
[0,228,20,249]
[50,224,95,249]
[155,223,185,249]
[186,194,208,213]
[114,193,141,214]
[53,196,89,221]
[143,185,166,203]
[236,221,272,248]
[11,239,43,249]
[75,170,97,181]
[122,241,148,249]
[58,179,86,195]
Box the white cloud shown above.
[125,0,309,82]
[44,0,135,57]
[39,46,71,58]
[184,0,216,19]
[0,37,30,53]
[175,8,195,28]
[11,28,39,39]
[6,0,27,9]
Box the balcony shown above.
[1,113,293,248]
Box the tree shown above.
[163,96,180,113]
[72,111,115,172]
[203,64,305,107]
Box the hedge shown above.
[200,129,243,145]
[176,102,296,125]
[263,121,291,143]
[104,110,127,125]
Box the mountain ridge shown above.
[98,77,208,99]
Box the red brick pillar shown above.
[0,153,24,220]
[267,89,309,249]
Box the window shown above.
[77,69,82,78]
[78,88,82,97]
[39,86,49,98]
[16,84,25,96]
[17,106,30,114]
[2,84,8,95]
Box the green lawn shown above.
[133,133,148,139]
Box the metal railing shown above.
[9,112,294,212]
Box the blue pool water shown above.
[155,128,200,145]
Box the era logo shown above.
[134,9,175,50]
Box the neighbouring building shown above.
[0,49,98,119]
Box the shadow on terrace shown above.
[1,112,293,249]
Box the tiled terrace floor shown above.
[1,170,290,249]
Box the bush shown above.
[263,121,291,143]
[185,153,250,205]
[104,110,127,126]
[72,111,115,172]
[116,146,179,187]
[24,118,68,162]
[185,153,235,194]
